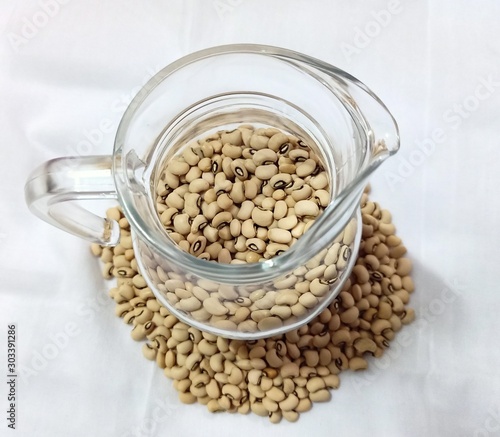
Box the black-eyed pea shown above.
[309,388,331,402]
[334,245,350,270]
[295,159,316,178]
[374,242,389,259]
[178,391,197,404]
[314,189,330,208]
[364,254,380,271]
[222,384,242,401]
[294,378,308,390]
[205,378,221,399]
[288,221,304,238]
[250,310,271,323]
[268,411,282,424]
[388,294,405,313]
[306,377,326,393]
[321,374,339,390]
[273,200,288,220]
[270,305,292,320]
[291,302,308,317]
[268,228,292,244]
[323,242,340,265]
[165,191,185,210]
[279,362,299,379]
[250,207,273,227]
[337,291,353,308]
[331,329,350,346]
[267,133,289,151]
[401,308,415,325]
[240,219,256,239]
[288,148,309,162]
[118,284,135,301]
[269,172,293,190]
[378,222,395,236]
[257,317,283,332]
[241,178,257,199]
[295,397,312,413]
[262,396,278,412]
[305,265,327,281]
[349,357,368,371]
[387,313,402,332]
[133,306,153,324]
[342,219,358,246]
[206,399,222,413]
[353,337,377,354]
[254,164,278,180]
[395,258,412,276]
[298,292,318,309]
[378,301,392,319]
[131,323,150,341]
[394,288,410,304]
[371,318,392,335]
[303,350,319,367]
[250,400,268,417]
[249,133,269,150]
[215,248,230,263]
[309,172,328,190]
[252,148,277,166]
[312,332,331,349]
[308,278,328,297]
[266,386,286,403]
[141,343,157,361]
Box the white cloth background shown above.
[1,1,500,436]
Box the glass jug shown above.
[25,44,399,339]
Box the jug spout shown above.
[343,78,400,197]
[355,81,400,169]
[279,74,400,266]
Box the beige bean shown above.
[349,357,368,371]
[278,215,298,230]
[270,305,292,320]
[268,228,292,244]
[396,258,412,276]
[298,292,319,309]
[250,134,269,150]
[309,172,328,190]
[340,306,359,324]
[255,164,278,180]
[257,317,282,331]
[306,377,326,393]
[296,159,317,177]
[251,207,274,227]
[309,388,331,402]
[222,384,242,401]
[295,398,312,413]
[342,219,357,246]
[167,160,190,176]
[252,148,277,165]
[142,343,157,361]
[294,200,319,217]
[178,391,197,404]
[203,297,229,316]
[268,133,289,152]
[221,129,242,146]
[275,291,298,306]
[250,401,268,417]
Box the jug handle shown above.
[24,156,120,246]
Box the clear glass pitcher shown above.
[25,44,399,339]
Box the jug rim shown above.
[113,44,399,285]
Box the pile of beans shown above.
[91,188,415,423]
[154,124,329,263]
